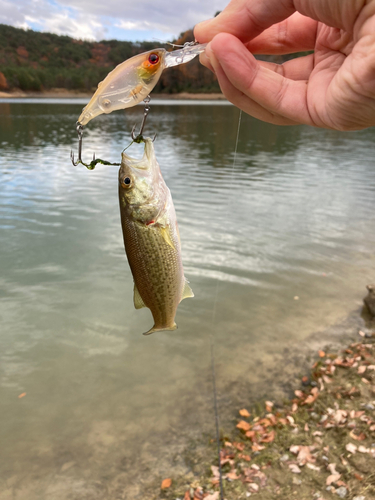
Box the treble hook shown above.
[131,95,156,143]
[70,122,96,167]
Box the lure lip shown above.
[164,43,207,68]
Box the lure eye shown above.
[148,53,159,65]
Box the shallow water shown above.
[0,101,374,499]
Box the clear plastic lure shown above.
[78,43,207,126]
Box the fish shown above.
[118,137,194,335]
[78,44,206,126]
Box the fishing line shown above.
[210,108,242,500]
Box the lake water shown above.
[0,100,374,499]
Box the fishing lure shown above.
[71,41,206,168]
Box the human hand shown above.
[194,0,375,130]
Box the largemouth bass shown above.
[119,138,193,335]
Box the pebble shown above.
[353,496,365,500]
[364,403,375,411]
[336,487,348,498]
[311,412,319,420]
[280,454,289,462]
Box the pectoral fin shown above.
[134,284,146,309]
[159,226,175,250]
[180,279,194,302]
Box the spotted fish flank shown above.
[118,137,193,335]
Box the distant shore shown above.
[0,89,226,100]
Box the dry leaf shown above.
[204,493,219,500]
[238,453,251,461]
[319,350,326,357]
[326,474,341,485]
[358,445,370,453]
[251,443,265,452]
[233,442,245,451]
[161,478,172,489]
[354,473,364,481]
[211,465,220,478]
[248,483,259,492]
[184,491,190,500]
[292,403,298,413]
[349,430,366,441]
[345,443,357,454]
[289,464,301,474]
[18,393,26,398]
[226,471,239,480]
[327,463,338,475]
[306,463,320,471]
[265,401,274,412]
[237,420,251,432]
[261,430,275,443]
[297,446,313,465]
[294,390,304,398]
[239,408,251,418]
[290,445,300,455]
[358,366,366,374]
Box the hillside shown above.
[0,24,220,94]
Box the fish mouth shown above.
[121,137,155,170]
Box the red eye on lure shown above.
[148,53,159,65]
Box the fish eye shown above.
[121,176,132,188]
[148,53,159,65]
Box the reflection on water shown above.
[0,101,375,499]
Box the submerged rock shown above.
[364,284,375,317]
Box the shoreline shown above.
[0,89,226,100]
[154,308,375,500]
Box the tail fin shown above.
[143,323,178,336]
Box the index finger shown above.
[194,0,296,43]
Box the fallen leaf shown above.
[354,473,364,481]
[294,390,304,398]
[211,465,220,478]
[304,423,309,432]
[204,493,219,500]
[251,443,265,452]
[292,403,298,413]
[290,445,300,455]
[238,453,251,461]
[319,350,326,357]
[248,483,259,492]
[18,393,26,398]
[306,463,320,471]
[361,377,370,384]
[358,366,366,374]
[226,471,239,480]
[239,408,251,418]
[297,446,313,465]
[289,464,301,474]
[184,491,190,500]
[349,430,366,441]
[265,401,274,412]
[261,430,275,443]
[326,474,341,485]
[237,420,251,432]
[327,463,339,475]
[358,445,370,453]
[161,478,172,489]
[345,443,357,454]
[233,441,245,451]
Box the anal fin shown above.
[134,283,146,309]
[180,279,194,302]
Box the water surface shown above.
[0,101,374,499]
